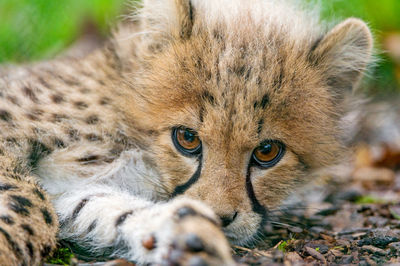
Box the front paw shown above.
[145,202,234,266]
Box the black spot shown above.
[41,208,53,225]
[9,195,32,216]
[260,94,269,109]
[27,140,52,169]
[0,183,17,191]
[53,138,65,148]
[38,77,52,89]
[10,195,32,208]
[201,91,215,105]
[79,88,91,94]
[67,128,80,141]
[8,200,30,216]
[51,94,64,104]
[52,113,68,123]
[86,115,99,125]
[99,97,111,105]
[0,109,12,122]
[25,113,39,121]
[273,72,284,90]
[33,188,45,201]
[87,220,97,233]
[72,198,89,219]
[199,107,204,123]
[21,224,34,236]
[23,86,39,103]
[7,96,19,106]
[74,101,88,110]
[77,155,101,164]
[257,119,264,135]
[41,245,52,257]
[85,134,102,142]
[26,242,34,258]
[0,226,23,256]
[0,215,14,225]
[115,211,133,226]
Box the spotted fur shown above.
[0,0,372,264]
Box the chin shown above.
[222,213,263,246]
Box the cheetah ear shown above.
[139,0,194,52]
[310,18,373,96]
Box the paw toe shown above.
[176,206,197,218]
[188,256,208,266]
[185,233,204,252]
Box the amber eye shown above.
[252,141,285,168]
[172,127,202,156]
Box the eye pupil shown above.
[184,131,195,142]
[259,144,272,154]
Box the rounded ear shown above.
[310,18,373,95]
[139,0,194,53]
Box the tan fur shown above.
[0,0,373,264]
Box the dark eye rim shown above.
[251,140,286,168]
[172,126,202,157]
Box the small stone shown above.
[338,255,353,264]
[316,206,340,216]
[285,252,303,262]
[305,247,326,264]
[389,242,400,254]
[361,245,390,256]
[141,235,156,250]
[358,236,399,248]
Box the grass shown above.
[46,247,75,265]
[0,0,125,62]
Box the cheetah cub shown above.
[0,0,372,265]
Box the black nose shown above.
[220,212,238,227]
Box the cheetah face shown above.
[122,0,372,245]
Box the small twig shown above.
[232,245,273,258]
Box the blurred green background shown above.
[0,0,400,96]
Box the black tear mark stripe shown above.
[245,166,267,221]
[172,155,203,197]
[115,211,133,226]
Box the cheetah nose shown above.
[220,211,238,227]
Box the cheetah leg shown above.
[0,157,58,265]
[56,185,234,265]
